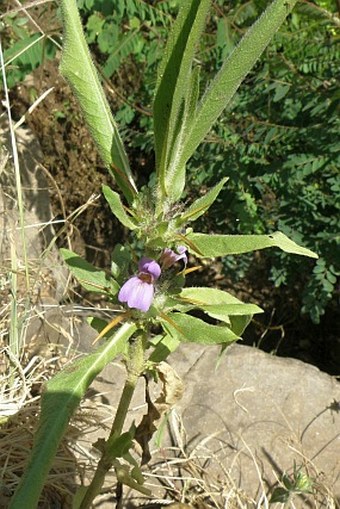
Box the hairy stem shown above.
[79,335,145,509]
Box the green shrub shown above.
[185,0,339,323]
[1,11,58,89]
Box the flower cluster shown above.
[118,246,187,312]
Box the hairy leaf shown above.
[160,313,239,345]
[184,231,318,258]
[60,248,119,294]
[102,185,138,230]
[178,177,228,223]
[9,322,137,509]
[229,315,253,337]
[154,0,211,202]
[179,0,299,168]
[148,334,180,363]
[178,287,263,322]
[59,0,138,203]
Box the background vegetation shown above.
[2,0,339,371]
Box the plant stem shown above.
[79,335,145,509]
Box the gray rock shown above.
[0,124,67,302]
[73,335,340,508]
[165,343,340,506]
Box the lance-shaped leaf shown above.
[59,0,138,203]
[177,177,228,224]
[111,244,132,281]
[178,287,263,323]
[229,315,253,337]
[9,322,137,509]
[160,312,239,345]
[184,231,318,258]
[179,0,299,168]
[102,185,138,230]
[60,248,119,294]
[186,65,200,123]
[154,0,211,202]
[148,334,181,363]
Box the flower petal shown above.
[177,246,188,265]
[139,257,161,280]
[127,280,154,312]
[177,245,187,255]
[118,276,140,304]
[160,246,188,269]
[118,276,154,312]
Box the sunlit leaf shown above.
[102,185,138,230]
[184,231,318,258]
[160,312,239,345]
[178,287,262,321]
[178,0,299,168]
[61,248,119,294]
[9,322,137,509]
[154,0,211,202]
[59,0,138,203]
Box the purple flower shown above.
[160,246,187,270]
[118,257,161,312]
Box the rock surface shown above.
[75,334,340,508]
[167,343,340,505]
[0,124,67,302]
[63,311,340,507]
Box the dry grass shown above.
[120,409,339,509]
[0,343,118,508]
[0,350,75,508]
[143,419,265,509]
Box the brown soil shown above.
[12,61,129,267]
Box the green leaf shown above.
[178,0,299,168]
[72,487,87,509]
[107,431,134,458]
[160,313,239,345]
[113,458,151,496]
[86,13,105,43]
[179,287,248,305]
[59,0,138,203]
[270,487,290,504]
[102,185,138,230]
[9,322,137,509]
[153,0,212,202]
[186,64,200,122]
[273,83,291,102]
[184,231,318,258]
[60,248,119,294]
[148,334,180,363]
[201,303,261,320]
[102,30,139,78]
[111,244,131,280]
[229,315,253,336]
[178,287,263,323]
[4,32,43,68]
[322,279,334,293]
[178,177,228,223]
